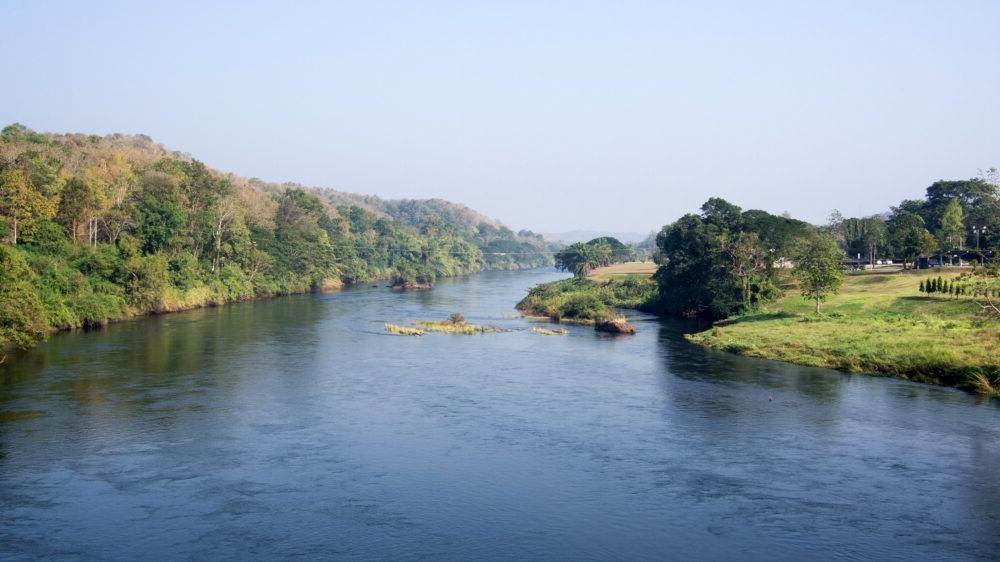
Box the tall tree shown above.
[794,235,844,314]
[701,197,744,232]
[0,168,56,244]
[937,198,965,256]
[887,211,936,268]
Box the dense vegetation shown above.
[827,172,999,267]
[518,237,653,324]
[651,198,812,319]
[653,173,1000,392]
[553,237,638,277]
[0,124,552,351]
[516,274,657,324]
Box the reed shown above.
[384,323,425,336]
[413,320,504,334]
[531,327,569,335]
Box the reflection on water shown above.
[1,269,998,560]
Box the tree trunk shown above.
[815,297,820,314]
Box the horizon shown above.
[2,1,997,233]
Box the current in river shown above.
[1,269,998,560]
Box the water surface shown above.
[2,269,998,560]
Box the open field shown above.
[587,261,658,281]
[688,267,1000,392]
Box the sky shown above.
[1,0,997,234]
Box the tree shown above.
[794,235,844,314]
[937,198,965,254]
[887,211,935,268]
[57,176,102,244]
[717,230,774,312]
[586,236,635,264]
[0,168,57,244]
[701,197,744,232]
[0,246,47,348]
[555,242,602,277]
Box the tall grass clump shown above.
[384,323,424,335]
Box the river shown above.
[1,269,998,560]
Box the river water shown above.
[1,269,998,560]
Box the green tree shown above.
[794,235,844,314]
[0,246,47,348]
[57,176,102,244]
[887,211,936,268]
[937,198,965,255]
[717,230,775,312]
[0,168,56,244]
[701,197,744,232]
[555,242,604,277]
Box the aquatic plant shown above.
[531,327,569,335]
[384,323,425,336]
[413,320,504,334]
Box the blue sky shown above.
[2,0,997,233]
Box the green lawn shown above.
[688,268,1000,392]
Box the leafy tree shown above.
[701,197,744,232]
[586,236,635,264]
[741,209,812,259]
[57,176,102,244]
[937,198,965,252]
[924,178,998,231]
[886,211,935,268]
[717,230,774,311]
[0,246,47,348]
[555,242,588,276]
[0,168,57,244]
[794,235,844,314]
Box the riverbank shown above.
[515,263,657,324]
[687,268,1000,393]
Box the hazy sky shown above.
[2,1,997,233]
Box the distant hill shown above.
[0,123,554,350]
[542,230,648,244]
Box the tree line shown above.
[649,168,999,319]
[0,124,553,350]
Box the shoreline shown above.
[685,269,1000,395]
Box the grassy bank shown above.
[515,265,657,324]
[586,261,658,281]
[688,268,1000,392]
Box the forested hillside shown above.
[0,124,552,350]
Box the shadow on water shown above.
[0,294,334,425]
[655,319,846,404]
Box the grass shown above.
[587,261,658,281]
[412,320,505,334]
[531,327,569,335]
[384,323,425,336]
[688,268,1000,393]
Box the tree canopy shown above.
[793,235,844,314]
[0,124,555,350]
